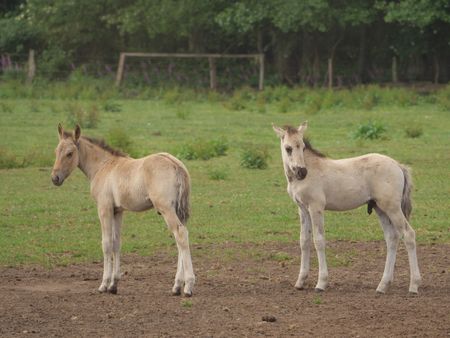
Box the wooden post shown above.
[328,58,333,89]
[27,49,35,84]
[208,57,217,90]
[115,53,126,86]
[258,54,264,91]
[392,56,398,83]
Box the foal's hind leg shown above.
[295,206,312,290]
[158,207,195,296]
[384,209,421,293]
[375,207,399,294]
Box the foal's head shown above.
[51,124,81,186]
[273,121,308,180]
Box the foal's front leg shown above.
[97,205,115,293]
[309,206,328,291]
[108,211,122,294]
[295,206,312,290]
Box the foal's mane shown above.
[63,131,127,157]
[283,125,326,158]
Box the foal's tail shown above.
[174,163,191,225]
[399,164,413,221]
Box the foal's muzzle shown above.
[51,173,64,186]
[294,167,308,180]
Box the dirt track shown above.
[1,241,449,337]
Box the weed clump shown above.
[103,101,122,112]
[0,147,20,169]
[107,127,134,155]
[208,168,228,180]
[353,121,387,140]
[240,146,269,169]
[353,121,386,140]
[436,85,450,111]
[66,103,100,129]
[405,125,423,138]
[178,138,228,160]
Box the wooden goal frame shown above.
[115,52,264,90]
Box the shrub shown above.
[66,103,85,127]
[321,90,342,109]
[405,125,423,138]
[66,103,100,129]
[107,127,134,154]
[224,91,246,111]
[22,146,54,167]
[0,101,13,113]
[0,147,20,169]
[240,146,269,169]
[255,94,266,113]
[178,138,228,160]
[175,105,192,120]
[208,168,228,180]
[277,96,292,113]
[304,93,322,115]
[353,121,387,140]
[103,101,122,112]
[436,85,450,111]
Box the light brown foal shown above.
[51,124,195,296]
[273,121,421,294]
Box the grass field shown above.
[0,84,449,267]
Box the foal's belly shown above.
[121,198,153,212]
[114,186,153,212]
[323,182,371,211]
[325,198,367,212]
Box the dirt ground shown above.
[0,241,449,337]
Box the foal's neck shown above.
[77,138,116,181]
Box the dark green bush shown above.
[353,121,387,140]
[178,138,228,160]
[240,146,269,169]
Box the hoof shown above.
[409,283,419,294]
[314,287,324,293]
[98,285,108,293]
[376,289,386,294]
[183,290,193,298]
[294,285,305,290]
[172,287,182,296]
[107,286,118,294]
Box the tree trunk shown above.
[392,56,398,83]
[357,26,367,84]
[433,54,440,84]
[312,36,320,87]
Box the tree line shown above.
[1,0,449,85]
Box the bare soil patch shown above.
[0,241,449,337]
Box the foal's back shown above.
[96,153,189,213]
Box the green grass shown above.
[0,86,449,267]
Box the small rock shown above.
[262,315,277,322]
[223,307,230,312]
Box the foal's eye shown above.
[67,152,73,158]
[285,146,292,155]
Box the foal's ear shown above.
[73,124,81,143]
[298,121,308,134]
[57,123,64,139]
[272,123,285,139]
